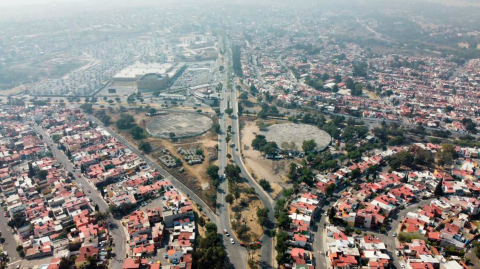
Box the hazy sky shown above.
[0,0,83,7]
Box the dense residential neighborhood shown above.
[0,105,200,269]
[2,1,480,269]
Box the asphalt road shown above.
[312,204,329,269]
[216,50,248,269]
[34,125,127,268]
[0,206,22,269]
[84,113,254,267]
[229,81,275,268]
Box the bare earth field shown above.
[240,120,289,199]
[0,85,26,96]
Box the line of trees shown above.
[232,45,243,77]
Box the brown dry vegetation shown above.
[240,119,297,199]
[228,182,264,243]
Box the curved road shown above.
[229,80,275,268]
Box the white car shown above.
[230,238,235,244]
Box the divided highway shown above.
[216,48,248,269]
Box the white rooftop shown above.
[114,62,174,80]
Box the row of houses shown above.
[39,106,196,269]
[0,104,112,268]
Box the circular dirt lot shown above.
[259,123,331,151]
[146,113,213,139]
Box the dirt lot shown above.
[101,108,219,210]
[229,182,264,243]
[240,120,294,199]
[0,85,26,96]
[365,90,380,100]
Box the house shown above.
[75,246,99,268]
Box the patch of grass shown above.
[399,232,427,243]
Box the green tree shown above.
[302,139,317,153]
[414,148,434,166]
[225,108,233,116]
[389,151,414,170]
[437,144,456,166]
[147,107,157,115]
[252,135,268,150]
[37,170,48,180]
[194,222,226,269]
[95,110,111,126]
[326,183,335,196]
[225,164,241,181]
[212,123,221,134]
[116,114,135,129]
[206,165,220,180]
[139,141,152,154]
[352,83,363,96]
[52,134,62,143]
[239,92,248,100]
[276,230,290,264]
[81,103,93,114]
[130,126,145,140]
[257,208,269,227]
[225,194,234,205]
[277,212,292,229]
[259,179,271,191]
[261,141,278,155]
[350,168,361,179]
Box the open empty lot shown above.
[259,123,331,151]
[146,112,213,139]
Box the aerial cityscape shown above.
[1,0,480,269]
